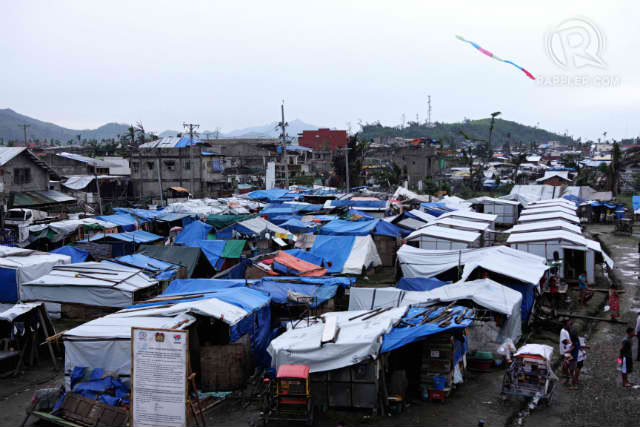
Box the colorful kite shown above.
[455,35,535,80]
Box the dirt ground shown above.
[2,224,639,427]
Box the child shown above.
[609,285,620,320]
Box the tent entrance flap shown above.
[562,246,587,281]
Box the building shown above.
[298,129,348,152]
[394,145,442,185]
[535,171,573,186]
[0,147,52,193]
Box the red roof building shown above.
[298,129,347,152]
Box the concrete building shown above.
[0,148,51,193]
[394,146,442,185]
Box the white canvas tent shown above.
[507,230,613,283]
[348,279,522,343]
[526,199,577,210]
[0,246,71,303]
[469,197,520,225]
[439,210,497,226]
[517,211,580,225]
[406,225,481,250]
[520,206,577,217]
[397,244,549,287]
[267,307,408,373]
[506,220,582,235]
[21,262,159,308]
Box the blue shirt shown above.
[578,274,587,289]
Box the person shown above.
[560,319,572,379]
[609,285,620,320]
[575,337,588,386]
[550,268,560,309]
[620,327,635,387]
[635,313,640,362]
[578,271,588,307]
[567,327,581,390]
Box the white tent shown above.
[469,196,520,225]
[267,307,408,373]
[342,235,383,275]
[21,262,159,308]
[406,225,481,250]
[397,218,428,231]
[520,206,577,217]
[0,246,71,303]
[505,220,582,235]
[439,210,497,225]
[517,211,580,224]
[428,217,491,233]
[526,199,577,210]
[397,244,549,287]
[407,209,438,223]
[507,230,613,283]
[349,279,522,343]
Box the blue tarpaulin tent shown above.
[247,189,293,202]
[328,200,387,209]
[106,254,180,281]
[502,283,536,324]
[347,209,375,220]
[187,240,227,270]
[79,230,164,256]
[162,278,247,297]
[309,235,355,273]
[396,277,449,292]
[279,218,316,234]
[51,245,90,263]
[319,219,408,237]
[284,249,325,267]
[381,306,472,353]
[175,221,213,246]
[96,214,138,232]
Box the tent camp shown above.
[62,287,271,390]
[137,245,216,278]
[175,220,213,246]
[406,225,481,250]
[0,246,71,303]
[507,230,613,283]
[397,244,549,287]
[349,279,523,343]
[21,262,160,310]
[309,235,382,275]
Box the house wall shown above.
[0,152,49,192]
[395,146,442,185]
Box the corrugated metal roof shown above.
[139,136,203,149]
[11,190,76,208]
[0,147,27,167]
[57,152,119,168]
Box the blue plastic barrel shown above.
[432,375,446,390]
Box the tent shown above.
[105,254,181,281]
[216,217,291,240]
[62,287,271,388]
[309,235,382,275]
[505,220,582,235]
[279,218,317,234]
[0,246,71,303]
[517,211,580,224]
[318,219,408,238]
[469,197,520,225]
[206,214,257,230]
[249,276,352,308]
[406,225,481,250]
[397,244,549,287]
[271,251,328,277]
[21,262,159,308]
[520,206,577,217]
[175,221,213,246]
[95,213,139,232]
[137,245,216,278]
[349,279,522,343]
[183,240,246,270]
[78,230,164,256]
[247,189,294,202]
[50,245,90,263]
[438,210,497,225]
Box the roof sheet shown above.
[0,147,26,166]
[407,225,480,243]
[439,210,497,223]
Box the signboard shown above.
[131,328,189,427]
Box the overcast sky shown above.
[1,1,638,140]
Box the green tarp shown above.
[221,240,246,258]
[206,214,257,230]
[137,245,215,278]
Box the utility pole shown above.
[183,122,200,197]
[427,94,432,127]
[17,124,30,147]
[277,101,289,188]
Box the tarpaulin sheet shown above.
[96,214,138,232]
[347,209,375,220]
[51,245,89,263]
[632,196,640,212]
[247,189,292,202]
[221,240,246,258]
[262,276,353,288]
[0,268,18,302]
[272,251,328,277]
[270,215,302,225]
[284,249,325,267]
[279,218,316,234]
[107,254,179,281]
[380,306,472,353]
[137,245,213,278]
[328,200,387,209]
[374,219,409,237]
[188,240,227,270]
[206,214,256,230]
[175,221,213,246]
[162,279,246,297]
[249,281,338,307]
[310,235,355,273]
[319,219,377,236]
[396,277,449,291]
[502,282,535,323]
[82,230,163,244]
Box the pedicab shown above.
[260,364,314,426]
[501,344,556,405]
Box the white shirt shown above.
[560,328,571,355]
[635,315,640,336]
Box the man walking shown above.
[560,319,573,380]
[620,327,635,388]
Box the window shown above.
[13,168,31,185]
[131,161,139,174]
[184,160,191,170]
[146,162,154,170]
[164,160,176,171]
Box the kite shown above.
[455,35,535,80]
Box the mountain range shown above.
[159,119,321,139]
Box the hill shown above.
[0,108,130,142]
[223,119,320,139]
[359,118,574,147]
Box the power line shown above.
[183,122,200,196]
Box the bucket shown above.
[432,375,446,390]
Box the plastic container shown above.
[428,389,446,402]
[432,375,446,390]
